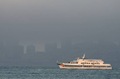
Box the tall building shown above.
[45,43,57,53]
[0,41,3,52]
[0,40,24,65]
[61,40,72,51]
[26,45,36,54]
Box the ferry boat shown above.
[57,54,112,69]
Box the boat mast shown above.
[82,54,85,59]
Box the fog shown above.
[0,0,120,67]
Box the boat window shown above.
[70,62,78,64]
[81,62,91,64]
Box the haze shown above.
[0,0,120,67]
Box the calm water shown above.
[0,66,119,79]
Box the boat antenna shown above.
[82,54,85,59]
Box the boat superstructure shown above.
[57,54,112,69]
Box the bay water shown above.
[0,66,119,79]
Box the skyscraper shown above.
[26,45,36,54]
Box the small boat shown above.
[57,54,112,69]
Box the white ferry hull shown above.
[59,65,112,70]
[57,54,112,70]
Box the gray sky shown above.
[0,0,120,42]
[0,0,120,67]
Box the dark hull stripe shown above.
[59,65,111,67]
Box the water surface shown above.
[0,66,119,79]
